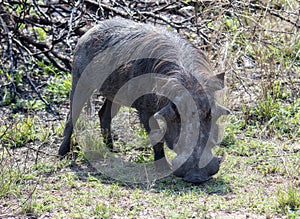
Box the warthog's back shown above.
[72,18,214,89]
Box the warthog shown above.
[59,18,229,183]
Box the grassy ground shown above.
[0,107,299,218]
[1,1,300,218]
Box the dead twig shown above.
[26,68,58,115]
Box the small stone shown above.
[293,144,300,153]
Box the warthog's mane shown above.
[74,17,223,108]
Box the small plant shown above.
[94,202,111,218]
[277,185,300,215]
[46,73,71,103]
[1,115,37,148]
[0,164,22,198]
[241,90,300,140]
[220,118,239,148]
[31,27,47,41]
[1,69,24,105]
[13,99,46,111]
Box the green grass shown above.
[46,73,71,103]
[277,185,300,216]
[0,108,299,217]
[0,115,36,148]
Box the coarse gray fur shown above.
[59,17,229,183]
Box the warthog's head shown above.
[154,72,229,183]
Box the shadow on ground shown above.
[67,157,233,196]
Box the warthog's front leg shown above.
[138,111,166,161]
[98,99,120,150]
[59,74,94,156]
[59,111,73,156]
[138,110,172,173]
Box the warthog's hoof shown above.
[58,139,71,157]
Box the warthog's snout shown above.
[183,157,221,183]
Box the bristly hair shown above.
[74,17,222,104]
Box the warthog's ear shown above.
[154,102,177,120]
[206,72,225,91]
